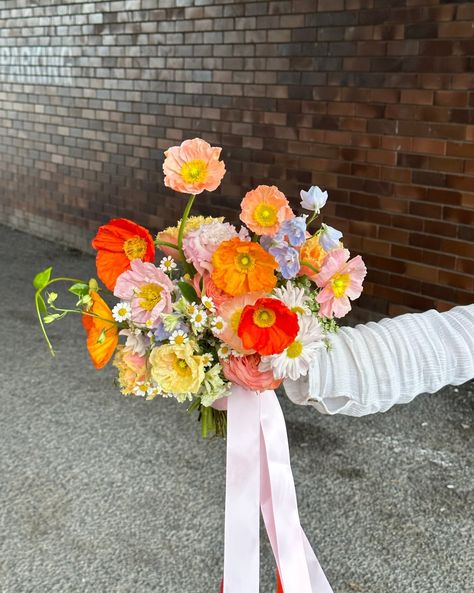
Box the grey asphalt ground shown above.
[0,223,473,593]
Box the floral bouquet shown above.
[34,138,366,592]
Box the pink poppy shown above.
[114,259,174,328]
[315,248,367,318]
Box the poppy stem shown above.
[300,259,319,275]
[177,193,196,274]
[155,239,179,250]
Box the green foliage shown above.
[33,267,52,290]
[178,281,198,303]
[69,282,89,297]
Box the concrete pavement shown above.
[0,224,473,593]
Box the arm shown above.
[284,304,474,417]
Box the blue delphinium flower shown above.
[276,216,307,247]
[318,223,343,251]
[300,185,328,212]
[269,244,300,280]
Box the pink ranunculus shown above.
[221,353,282,392]
[192,272,234,310]
[183,221,248,275]
[114,259,174,328]
[315,248,367,319]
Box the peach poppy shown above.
[192,272,233,310]
[238,297,299,356]
[82,291,119,369]
[298,234,327,281]
[163,138,226,194]
[211,238,278,297]
[218,291,266,353]
[92,218,155,291]
[240,185,294,236]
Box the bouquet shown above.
[34,137,366,438]
[34,137,367,592]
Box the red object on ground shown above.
[276,569,284,593]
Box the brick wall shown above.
[0,0,473,319]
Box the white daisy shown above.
[217,343,231,359]
[133,381,151,397]
[211,316,226,335]
[191,309,208,329]
[260,315,324,381]
[112,301,131,322]
[201,295,216,313]
[146,385,162,400]
[169,329,189,346]
[273,282,311,315]
[186,302,199,316]
[201,352,214,368]
[160,256,177,273]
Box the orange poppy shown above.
[211,238,278,296]
[91,218,155,290]
[238,297,299,356]
[82,291,119,369]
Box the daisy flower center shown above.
[123,235,147,260]
[118,307,128,316]
[180,159,208,184]
[174,335,186,345]
[138,283,163,311]
[235,252,255,272]
[253,307,276,328]
[331,273,350,298]
[286,340,303,359]
[253,203,278,227]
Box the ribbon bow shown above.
[219,385,334,593]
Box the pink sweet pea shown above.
[114,259,174,328]
[315,248,366,318]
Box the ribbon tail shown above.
[260,390,334,593]
[223,384,261,593]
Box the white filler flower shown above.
[112,301,131,322]
[169,329,189,346]
[273,282,311,315]
[160,256,177,273]
[260,315,324,381]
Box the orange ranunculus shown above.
[240,185,294,236]
[82,291,119,369]
[299,234,327,281]
[163,138,226,194]
[211,238,278,297]
[237,297,299,356]
[91,218,155,291]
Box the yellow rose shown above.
[149,343,205,395]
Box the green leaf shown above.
[69,282,89,297]
[33,267,52,290]
[96,328,106,344]
[37,294,47,316]
[178,281,198,303]
[43,313,61,324]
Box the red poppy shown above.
[237,297,299,356]
[91,218,155,290]
[82,291,119,369]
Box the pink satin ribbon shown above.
[222,385,334,593]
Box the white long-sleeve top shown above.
[284,305,474,417]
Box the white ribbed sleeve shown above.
[284,305,474,417]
